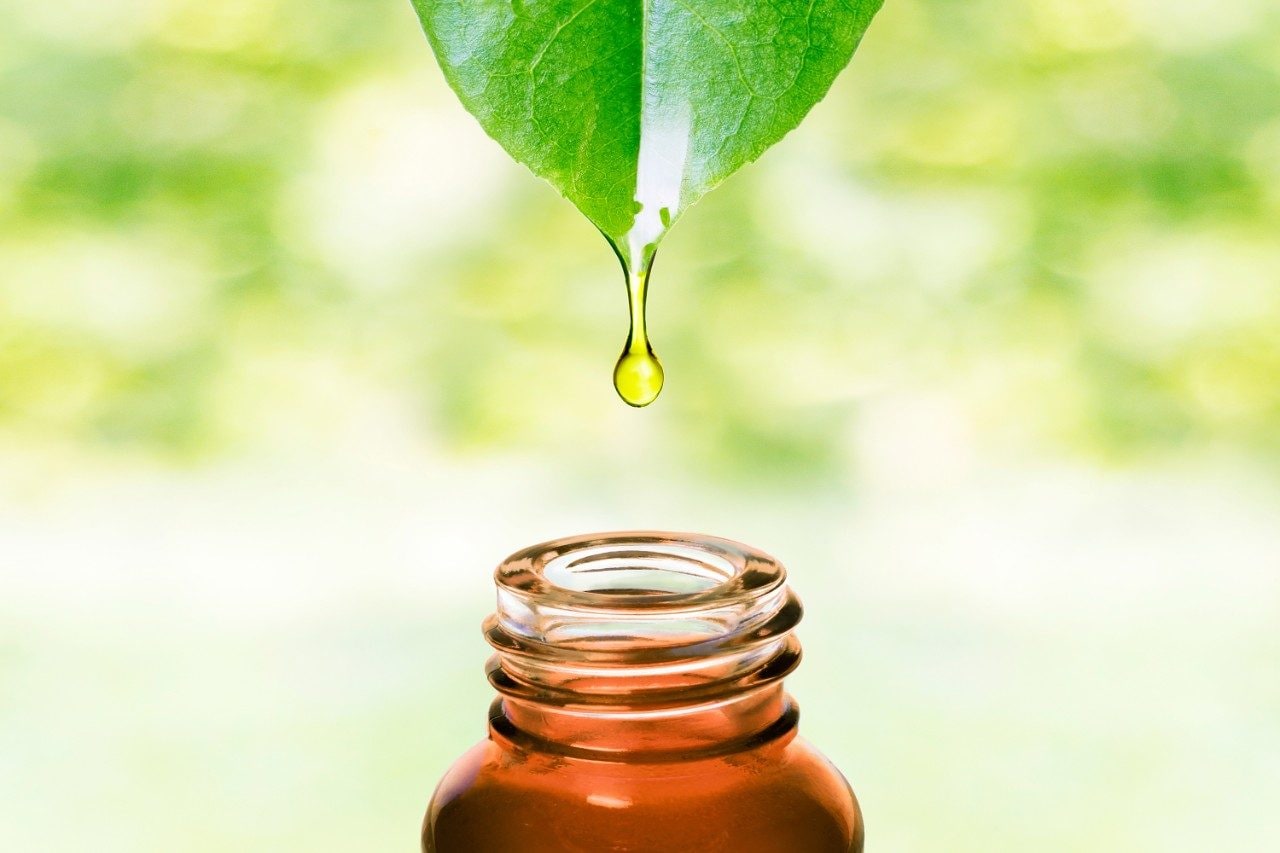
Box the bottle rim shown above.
[484,531,804,707]
[494,530,788,611]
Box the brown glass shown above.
[422,532,864,853]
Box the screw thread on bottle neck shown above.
[483,532,804,757]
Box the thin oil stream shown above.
[612,98,690,407]
[612,261,664,407]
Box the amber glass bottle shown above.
[422,532,864,852]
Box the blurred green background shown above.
[2,0,1279,850]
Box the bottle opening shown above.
[484,532,802,705]
[481,532,806,757]
[541,543,732,597]
[489,532,798,655]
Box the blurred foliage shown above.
[1,0,1279,479]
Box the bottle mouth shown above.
[490,531,798,653]
[496,530,788,605]
[540,539,739,599]
[484,532,803,709]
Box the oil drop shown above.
[613,265,664,407]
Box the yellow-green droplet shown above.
[612,264,664,406]
[614,346,664,407]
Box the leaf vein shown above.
[665,0,760,98]
[528,0,606,75]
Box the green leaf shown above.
[412,0,883,268]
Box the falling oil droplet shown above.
[613,265,664,407]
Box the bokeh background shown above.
[3,0,1279,849]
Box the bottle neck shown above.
[482,532,804,760]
